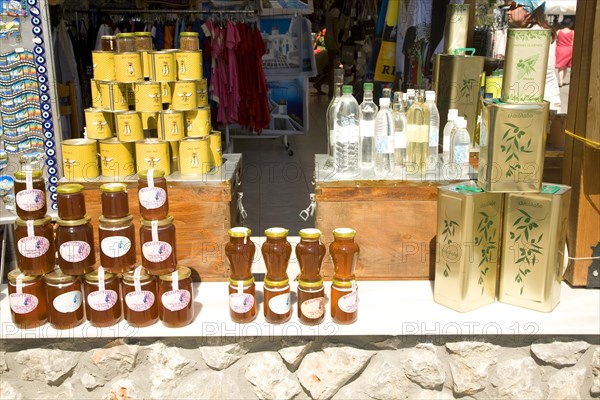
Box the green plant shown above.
[441,216,459,278]
[516,54,539,79]
[500,122,533,178]
[474,211,498,294]
[510,209,543,295]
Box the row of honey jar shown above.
[62,134,221,181]
[89,80,208,113]
[102,32,199,53]
[84,106,211,141]
[92,47,202,83]
[7,266,194,330]
[225,227,360,326]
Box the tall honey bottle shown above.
[296,228,326,325]
[261,228,292,324]
[329,228,359,324]
[225,227,257,323]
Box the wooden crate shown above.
[62,154,243,281]
[314,155,442,280]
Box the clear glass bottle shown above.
[393,91,408,172]
[425,90,440,170]
[443,109,458,164]
[405,89,415,109]
[406,90,430,174]
[382,88,392,99]
[326,69,344,159]
[334,85,361,178]
[374,97,395,178]
[450,117,471,177]
[359,82,378,170]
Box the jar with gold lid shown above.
[138,169,169,220]
[179,32,199,51]
[158,267,193,327]
[14,169,46,220]
[101,35,117,51]
[329,228,359,324]
[57,183,86,220]
[263,278,291,324]
[56,215,96,276]
[298,279,325,325]
[84,267,122,327]
[228,277,257,323]
[330,278,358,324]
[139,215,177,275]
[14,216,55,276]
[135,31,152,51]
[116,32,137,53]
[122,267,158,327]
[225,227,255,281]
[100,182,130,219]
[8,269,48,329]
[99,215,136,274]
[44,270,84,329]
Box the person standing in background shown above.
[555,18,574,87]
[324,0,344,98]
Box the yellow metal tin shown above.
[140,112,158,131]
[161,82,173,104]
[175,51,202,80]
[61,138,99,181]
[92,51,116,81]
[114,111,144,142]
[158,110,185,141]
[90,79,102,108]
[485,75,503,99]
[208,131,222,168]
[185,107,211,137]
[179,137,210,175]
[99,82,128,112]
[84,108,114,139]
[99,138,136,178]
[150,51,177,82]
[114,52,143,82]
[171,81,197,111]
[135,82,163,112]
[135,139,170,176]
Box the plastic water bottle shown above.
[451,117,471,176]
[374,97,395,178]
[326,69,344,158]
[442,109,458,164]
[406,90,430,174]
[359,82,378,169]
[406,89,415,109]
[425,90,440,170]
[334,85,361,178]
[393,91,407,170]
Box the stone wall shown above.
[1,336,598,399]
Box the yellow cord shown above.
[564,130,600,150]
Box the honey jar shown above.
[116,32,137,53]
[84,268,122,327]
[296,228,326,325]
[330,278,358,324]
[330,228,359,324]
[228,277,257,324]
[263,278,291,324]
[100,183,130,219]
[298,280,325,325]
[8,269,48,329]
[99,215,136,274]
[14,216,55,276]
[122,267,159,327]
[225,227,255,281]
[44,270,84,329]
[101,35,117,52]
[14,169,46,220]
[137,169,169,220]
[179,32,199,51]
[158,267,194,327]
[57,183,86,220]
[140,216,177,275]
[56,216,96,276]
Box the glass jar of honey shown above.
[158,267,193,327]
[84,268,122,327]
[139,216,177,275]
[228,277,257,323]
[116,32,137,53]
[56,216,96,276]
[135,32,152,51]
[14,169,46,220]
[100,183,130,219]
[138,169,169,220]
[263,278,291,324]
[101,35,117,52]
[179,32,199,51]
[8,269,48,329]
[262,227,292,282]
[57,183,86,220]
[14,216,55,276]
[122,267,159,327]
[225,227,255,281]
[44,270,84,329]
[296,228,326,282]
[298,279,325,325]
[330,228,359,281]
[331,278,358,324]
[99,215,136,274]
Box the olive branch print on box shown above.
[441,215,459,278]
[500,122,533,178]
[510,209,543,295]
[474,211,497,294]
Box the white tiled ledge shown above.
[2,281,598,339]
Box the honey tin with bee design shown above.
[179,137,210,175]
[92,51,116,81]
[135,139,171,176]
[90,79,102,108]
[171,81,197,111]
[62,139,99,181]
[185,107,211,137]
[208,131,223,168]
[135,82,163,112]
[85,108,114,140]
[158,110,184,141]
[150,51,177,82]
[115,111,144,142]
[196,80,208,108]
[175,51,202,81]
[114,52,143,82]
[99,138,136,178]
[99,82,129,112]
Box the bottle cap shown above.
[342,85,353,94]
[363,82,374,91]
[393,91,402,102]
[379,98,390,107]
[228,227,252,238]
[448,109,458,120]
[100,182,127,193]
[407,89,415,95]
[425,91,436,101]
[456,118,468,129]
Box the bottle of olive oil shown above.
[406,90,430,174]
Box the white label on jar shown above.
[138,187,166,210]
[126,290,155,312]
[87,290,118,311]
[301,297,325,319]
[229,293,254,314]
[16,189,45,211]
[60,241,91,263]
[17,236,50,258]
[53,290,82,313]
[268,293,291,315]
[142,241,172,263]
[101,236,132,258]
[338,291,358,313]
[9,293,38,314]
[161,289,191,311]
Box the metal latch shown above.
[299,194,316,221]
[237,192,248,223]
